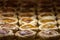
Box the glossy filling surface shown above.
[21,25,37,29]
[21,17,33,23]
[3,18,15,23]
[41,24,56,29]
[40,19,55,23]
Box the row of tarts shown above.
[0,11,60,40]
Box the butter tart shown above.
[20,24,38,30]
[37,30,60,40]
[0,24,19,30]
[15,30,36,40]
[38,18,57,25]
[39,23,57,30]
[19,17,37,26]
[0,17,18,24]
[38,12,55,19]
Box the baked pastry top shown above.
[38,30,60,38]
[15,30,36,37]
[20,24,38,30]
[0,24,18,30]
[39,23,57,30]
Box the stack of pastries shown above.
[37,12,60,40]
[14,0,37,40]
[38,12,56,25]
[0,7,18,24]
[0,8,60,40]
[0,0,60,40]
[37,30,60,40]
[0,7,19,40]
[18,12,38,30]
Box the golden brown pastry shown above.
[38,12,55,19]
[19,17,37,26]
[39,22,58,30]
[38,18,57,25]
[19,24,38,30]
[0,17,18,24]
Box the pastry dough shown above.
[19,17,37,26]
[39,22,57,30]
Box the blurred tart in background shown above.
[1,12,17,18]
[38,12,55,19]
[57,19,60,25]
[56,13,60,19]
[18,12,36,19]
